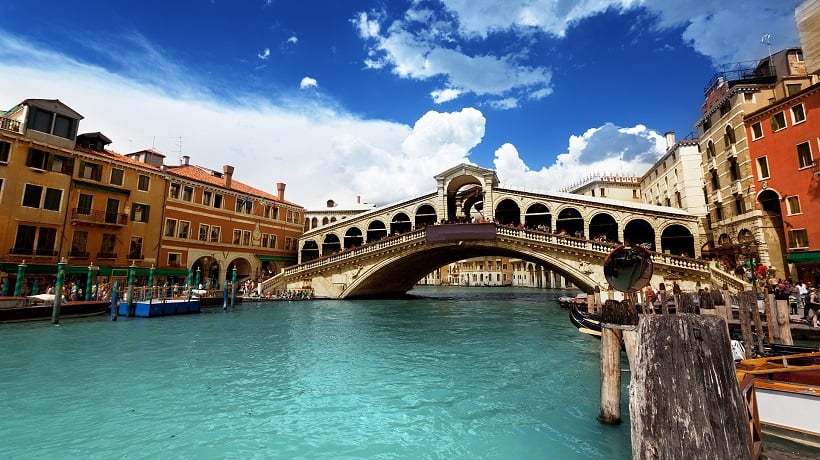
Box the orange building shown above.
[160,156,303,289]
[746,82,820,284]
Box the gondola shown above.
[569,303,601,338]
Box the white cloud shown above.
[494,122,665,192]
[431,88,461,103]
[287,35,298,45]
[257,47,270,60]
[300,77,318,89]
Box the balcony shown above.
[731,181,744,195]
[9,248,58,257]
[710,189,723,203]
[0,116,21,133]
[71,208,128,226]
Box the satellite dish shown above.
[603,245,653,292]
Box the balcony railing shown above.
[9,248,58,257]
[71,208,128,226]
[0,116,21,133]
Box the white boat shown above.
[736,351,820,448]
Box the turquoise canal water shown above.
[0,287,632,459]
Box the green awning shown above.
[786,251,820,264]
[256,254,296,262]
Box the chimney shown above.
[357,195,361,204]
[223,165,234,189]
[664,131,676,150]
[276,182,285,201]
[182,155,190,166]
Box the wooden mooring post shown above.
[629,314,751,459]
[599,299,638,424]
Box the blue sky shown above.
[0,0,803,208]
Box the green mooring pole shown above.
[85,263,96,301]
[127,262,136,316]
[51,259,66,325]
[231,267,237,309]
[13,260,27,297]
[147,265,155,304]
[186,267,194,301]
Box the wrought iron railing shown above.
[71,208,128,225]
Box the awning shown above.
[256,254,296,262]
[786,250,820,264]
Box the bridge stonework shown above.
[258,164,723,299]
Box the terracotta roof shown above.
[74,145,162,171]
[167,164,301,206]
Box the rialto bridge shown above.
[259,164,746,299]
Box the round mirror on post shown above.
[603,245,653,293]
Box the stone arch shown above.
[555,207,584,237]
[443,169,488,222]
[757,189,786,270]
[415,204,437,228]
[524,203,551,230]
[301,240,320,262]
[366,220,388,243]
[589,212,618,243]
[390,212,412,235]
[660,224,695,257]
[495,199,521,226]
[322,233,341,256]
[718,233,732,246]
[624,219,655,251]
[322,217,329,226]
[344,227,364,249]
[227,257,253,282]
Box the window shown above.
[729,159,741,181]
[131,203,150,223]
[751,122,763,140]
[52,114,73,139]
[232,229,242,245]
[770,112,787,131]
[169,183,180,199]
[706,140,716,158]
[37,228,56,255]
[786,196,801,215]
[723,125,736,148]
[787,84,802,96]
[43,188,61,211]
[756,157,770,179]
[164,218,177,237]
[182,186,193,202]
[733,196,745,215]
[80,161,102,180]
[791,104,806,124]
[202,190,212,206]
[0,140,10,162]
[702,115,711,132]
[128,237,143,259]
[26,148,49,170]
[105,198,120,224]
[178,221,190,239]
[744,93,754,103]
[110,168,124,186]
[797,142,813,169]
[599,188,606,197]
[30,108,54,133]
[137,174,150,191]
[242,230,251,246]
[13,225,56,255]
[209,226,221,243]
[262,234,277,248]
[796,50,804,62]
[632,189,638,199]
[70,231,89,258]
[168,253,181,266]
[100,233,117,258]
[198,224,209,241]
[22,184,43,208]
[213,193,223,209]
[788,229,809,249]
[710,170,719,190]
[719,102,730,116]
[12,225,36,254]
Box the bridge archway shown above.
[390,212,412,235]
[589,213,618,243]
[556,207,584,237]
[495,199,520,225]
[367,220,388,243]
[322,233,341,256]
[524,203,551,230]
[415,204,437,228]
[344,227,363,249]
[660,224,695,257]
[624,219,655,250]
[301,240,320,262]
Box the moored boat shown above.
[569,303,602,338]
[0,295,109,323]
[736,351,820,448]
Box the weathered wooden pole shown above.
[658,283,669,315]
[593,286,601,314]
[599,298,639,424]
[774,298,794,345]
[739,291,754,359]
[764,291,777,343]
[630,315,751,459]
[717,284,731,322]
[747,290,766,355]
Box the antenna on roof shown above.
[761,33,772,63]
[174,136,183,165]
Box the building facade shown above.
[565,175,642,202]
[745,82,820,284]
[695,48,815,273]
